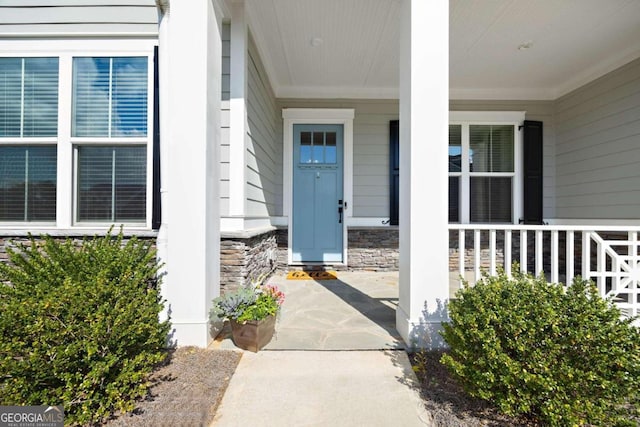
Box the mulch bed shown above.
[410,350,541,427]
[104,347,241,427]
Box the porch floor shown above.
[211,271,431,426]
[210,271,404,350]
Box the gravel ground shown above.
[104,347,241,427]
[411,350,541,427]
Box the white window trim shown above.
[0,39,156,230]
[449,111,525,224]
[282,108,354,265]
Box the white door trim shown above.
[282,108,355,265]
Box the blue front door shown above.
[292,124,344,262]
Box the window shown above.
[0,57,59,137]
[299,131,337,164]
[389,113,524,225]
[72,56,149,224]
[449,113,522,223]
[0,57,59,223]
[0,146,56,221]
[77,146,146,222]
[0,47,154,228]
[72,57,148,137]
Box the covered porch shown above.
[157,0,640,347]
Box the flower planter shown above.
[230,314,276,352]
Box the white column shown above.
[397,0,449,348]
[157,0,222,347]
[228,1,248,220]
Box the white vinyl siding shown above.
[450,100,556,219]
[277,99,398,219]
[0,1,158,36]
[221,23,231,101]
[245,32,281,217]
[554,58,640,220]
[219,23,231,216]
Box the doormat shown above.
[286,270,338,280]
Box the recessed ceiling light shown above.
[310,37,323,47]
[518,41,534,50]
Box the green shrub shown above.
[440,269,640,426]
[0,231,170,425]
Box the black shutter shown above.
[523,120,543,224]
[152,46,162,230]
[389,120,399,225]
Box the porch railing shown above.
[448,224,640,322]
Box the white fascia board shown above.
[450,87,557,101]
[282,108,355,120]
[0,32,158,39]
[0,38,157,54]
[449,111,526,123]
[277,85,399,100]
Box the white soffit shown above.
[246,0,400,99]
[450,0,640,100]
[247,0,640,100]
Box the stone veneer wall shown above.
[220,230,278,293]
[0,235,156,263]
[347,227,399,271]
[273,227,399,271]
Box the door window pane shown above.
[72,57,147,137]
[469,125,514,172]
[299,131,338,164]
[325,132,337,164]
[77,146,146,222]
[0,146,56,221]
[470,177,512,223]
[300,131,312,163]
[0,58,59,137]
[312,132,324,163]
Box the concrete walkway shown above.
[211,272,431,426]
[212,350,430,426]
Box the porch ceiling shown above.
[244,0,640,101]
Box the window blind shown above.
[72,57,147,138]
[77,146,146,222]
[470,177,512,223]
[0,58,58,137]
[0,146,56,221]
[469,125,514,172]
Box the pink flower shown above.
[263,284,285,306]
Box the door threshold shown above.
[287,262,346,271]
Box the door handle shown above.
[338,206,343,223]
